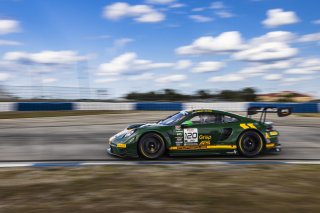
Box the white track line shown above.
[0,160,319,168]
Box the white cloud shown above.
[208,74,244,82]
[95,77,120,83]
[251,31,296,44]
[189,15,213,22]
[215,11,234,18]
[175,60,192,70]
[98,52,174,75]
[175,31,244,55]
[191,61,225,73]
[233,42,298,62]
[3,51,87,65]
[114,38,134,47]
[285,68,316,74]
[282,76,312,84]
[42,78,57,84]
[263,74,282,81]
[0,73,10,81]
[0,19,20,35]
[168,3,185,8]
[103,2,165,23]
[298,33,320,42]
[285,58,320,74]
[107,38,134,53]
[233,31,297,62]
[256,60,294,70]
[127,72,154,80]
[155,74,186,83]
[146,0,175,4]
[313,19,320,24]
[210,2,225,9]
[238,67,265,76]
[192,8,205,12]
[262,9,300,28]
[0,39,22,46]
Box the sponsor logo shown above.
[199,135,212,140]
[198,134,212,146]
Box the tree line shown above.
[125,88,257,102]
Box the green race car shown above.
[107,107,290,159]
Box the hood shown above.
[127,123,164,130]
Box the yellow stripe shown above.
[269,131,278,136]
[266,143,276,148]
[265,133,270,139]
[240,123,249,129]
[169,145,237,151]
[116,143,127,148]
[207,145,237,149]
[247,123,257,129]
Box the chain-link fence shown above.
[0,85,110,100]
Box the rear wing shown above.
[247,107,292,123]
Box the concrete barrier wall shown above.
[0,102,15,112]
[74,102,134,111]
[0,102,318,113]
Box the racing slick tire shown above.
[237,130,264,157]
[138,133,165,159]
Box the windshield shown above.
[158,111,189,125]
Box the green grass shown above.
[0,110,136,119]
[0,165,320,213]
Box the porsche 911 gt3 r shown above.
[107,107,290,159]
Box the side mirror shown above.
[181,120,193,128]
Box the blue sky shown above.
[0,0,320,98]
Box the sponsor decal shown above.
[240,123,257,129]
[198,134,212,146]
[169,145,237,151]
[175,125,181,130]
[176,132,183,136]
[184,128,198,144]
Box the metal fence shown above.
[0,85,110,100]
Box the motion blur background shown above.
[0,0,320,212]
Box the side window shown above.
[222,115,239,123]
[190,114,202,124]
[190,113,221,124]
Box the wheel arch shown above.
[236,129,266,147]
[137,130,170,151]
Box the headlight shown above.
[124,129,136,137]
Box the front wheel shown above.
[237,131,264,157]
[138,133,165,159]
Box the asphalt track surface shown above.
[0,111,319,161]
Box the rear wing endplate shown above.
[247,107,292,123]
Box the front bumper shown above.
[107,134,139,159]
[265,143,281,153]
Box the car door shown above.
[216,113,240,144]
[183,112,222,147]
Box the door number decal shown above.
[184,128,198,144]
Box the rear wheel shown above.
[237,131,264,157]
[138,133,165,159]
